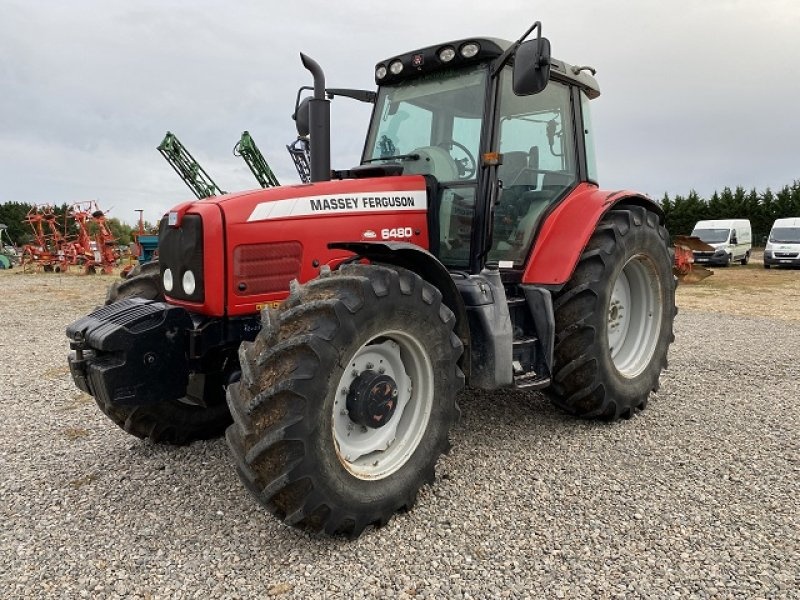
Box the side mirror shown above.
[293,97,311,137]
[513,38,551,96]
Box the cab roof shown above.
[375,37,601,99]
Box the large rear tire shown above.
[226,264,463,537]
[548,206,675,420]
[98,261,231,444]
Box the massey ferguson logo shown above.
[362,230,377,239]
[247,191,428,222]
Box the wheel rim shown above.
[607,254,663,378]
[332,331,434,480]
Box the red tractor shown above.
[67,22,675,537]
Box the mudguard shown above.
[522,183,664,285]
[328,241,471,377]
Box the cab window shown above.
[364,65,485,183]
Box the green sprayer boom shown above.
[233,131,280,188]
[157,132,226,199]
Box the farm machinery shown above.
[672,235,715,283]
[0,223,19,269]
[121,210,160,278]
[66,21,676,537]
[158,130,283,202]
[21,202,119,274]
[20,205,63,272]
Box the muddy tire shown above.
[105,260,163,304]
[226,264,463,537]
[740,251,750,265]
[548,206,676,420]
[98,259,231,444]
[95,392,232,444]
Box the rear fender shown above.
[521,183,664,285]
[328,241,470,377]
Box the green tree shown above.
[0,201,34,243]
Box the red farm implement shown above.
[20,202,120,274]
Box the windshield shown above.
[769,227,800,243]
[363,65,487,182]
[692,228,730,244]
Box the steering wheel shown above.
[437,141,477,180]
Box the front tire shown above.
[97,261,231,444]
[549,206,675,420]
[95,392,232,444]
[741,251,750,265]
[226,264,463,537]
[105,260,163,304]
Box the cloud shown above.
[1,0,798,223]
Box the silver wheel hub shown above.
[332,334,433,480]
[607,255,663,378]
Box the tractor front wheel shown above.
[95,391,232,445]
[105,260,163,304]
[97,261,231,444]
[549,206,676,420]
[226,264,463,537]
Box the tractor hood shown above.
[163,175,431,317]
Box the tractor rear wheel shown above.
[548,206,675,420]
[226,264,463,537]
[97,261,231,444]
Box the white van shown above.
[764,217,800,268]
[690,219,752,266]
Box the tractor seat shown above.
[492,190,554,264]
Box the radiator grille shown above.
[233,242,303,295]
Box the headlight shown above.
[438,46,456,62]
[163,268,174,292]
[182,270,196,295]
[460,42,480,58]
[389,60,404,75]
[375,65,387,80]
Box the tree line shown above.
[3,180,800,249]
[0,201,157,247]
[659,181,800,245]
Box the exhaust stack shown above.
[300,53,331,182]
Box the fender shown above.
[328,241,470,375]
[521,182,664,286]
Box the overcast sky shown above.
[2,0,798,225]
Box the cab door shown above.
[488,69,581,268]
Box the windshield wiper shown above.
[362,153,420,163]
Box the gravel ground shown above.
[1,270,798,599]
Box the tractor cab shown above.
[361,34,601,272]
